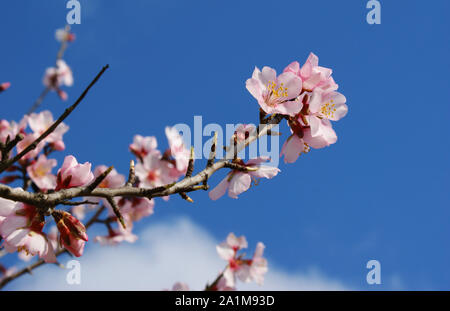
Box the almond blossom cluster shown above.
[171,233,268,291]
[41,28,75,101]
[0,113,192,264]
[246,53,348,164]
[132,127,190,189]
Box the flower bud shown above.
[52,210,88,257]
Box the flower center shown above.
[320,99,336,119]
[34,165,50,178]
[147,170,160,182]
[265,81,288,106]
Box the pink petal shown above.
[208,176,230,201]
[228,173,251,199]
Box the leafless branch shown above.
[0,65,109,174]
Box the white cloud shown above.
[7,218,349,291]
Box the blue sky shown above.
[1,0,449,290]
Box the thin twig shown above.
[86,165,113,192]
[125,160,135,187]
[106,197,126,229]
[59,200,98,206]
[27,87,50,115]
[0,65,110,174]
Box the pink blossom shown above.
[209,157,280,200]
[85,165,125,210]
[246,242,268,285]
[129,135,159,159]
[303,89,347,147]
[302,119,338,149]
[165,127,190,173]
[43,60,73,100]
[94,165,125,189]
[135,153,178,188]
[16,133,45,160]
[0,82,11,93]
[284,53,338,92]
[0,204,56,263]
[27,110,69,150]
[216,233,268,288]
[0,196,17,228]
[280,133,310,164]
[3,229,57,263]
[0,117,27,144]
[119,197,155,221]
[27,155,57,190]
[56,155,94,190]
[217,233,248,260]
[53,210,88,257]
[94,216,137,245]
[246,66,303,116]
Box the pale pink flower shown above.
[216,233,268,288]
[0,196,17,228]
[280,134,310,164]
[94,216,137,245]
[27,155,57,190]
[17,227,58,262]
[43,60,73,100]
[53,210,88,257]
[16,133,45,160]
[129,135,159,159]
[135,153,178,188]
[119,197,155,221]
[56,155,94,190]
[241,242,268,285]
[284,53,338,92]
[3,229,57,263]
[209,157,280,200]
[27,110,69,150]
[302,89,347,147]
[85,165,125,210]
[94,165,125,189]
[0,118,27,144]
[217,233,248,257]
[302,119,338,149]
[246,66,303,116]
[165,127,190,173]
[0,204,56,263]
